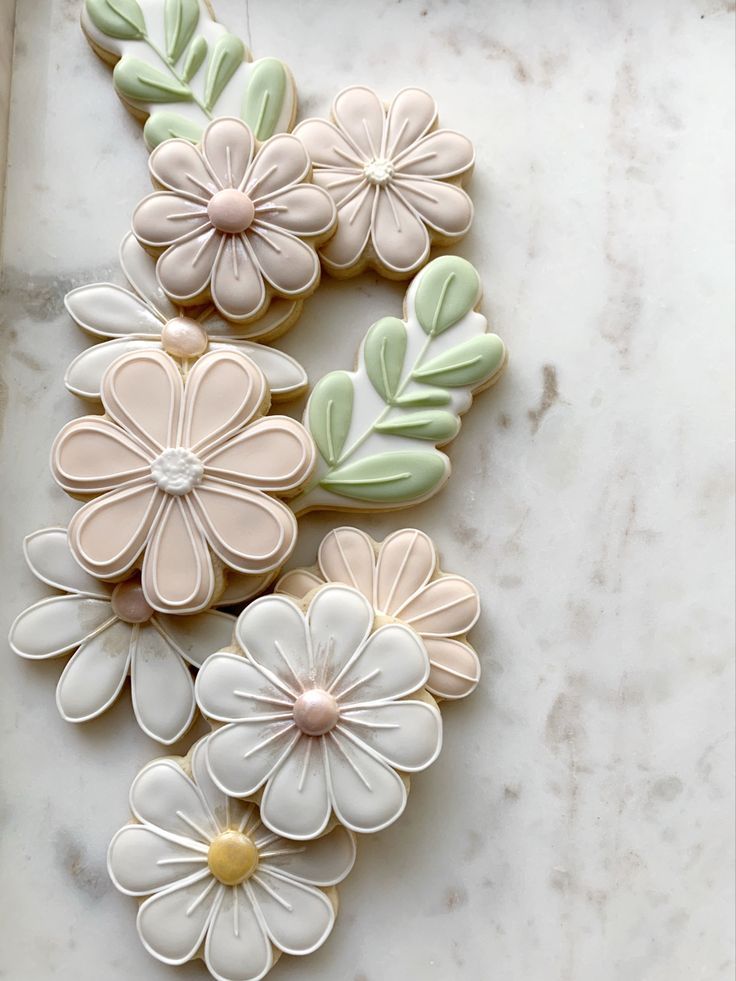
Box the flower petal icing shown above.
[317,527,375,602]
[56,620,133,722]
[130,621,196,743]
[149,138,217,198]
[202,117,254,190]
[332,86,385,161]
[259,736,331,840]
[203,416,315,492]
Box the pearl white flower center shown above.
[363,157,395,186]
[293,689,340,736]
[111,578,153,624]
[207,188,255,233]
[208,831,259,885]
[150,448,204,496]
[161,317,208,359]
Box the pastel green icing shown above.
[86,0,145,40]
[308,372,354,467]
[412,334,505,388]
[320,451,447,503]
[393,389,451,407]
[114,57,192,103]
[164,0,200,63]
[364,317,407,403]
[182,36,208,82]
[374,410,460,442]
[204,34,245,112]
[414,256,481,336]
[144,111,203,149]
[242,59,289,140]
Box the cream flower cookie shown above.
[277,527,482,701]
[132,117,336,323]
[294,86,474,278]
[108,739,356,981]
[50,348,315,614]
[195,583,443,840]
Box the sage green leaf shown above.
[164,0,199,63]
[114,57,192,103]
[374,411,460,442]
[412,334,506,388]
[86,0,145,39]
[204,34,245,112]
[242,58,288,140]
[320,452,447,504]
[393,388,450,407]
[364,317,407,403]
[182,36,207,82]
[144,111,203,149]
[308,372,354,466]
[414,255,481,336]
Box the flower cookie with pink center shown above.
[294,86,474,278]
[132,117,336,323]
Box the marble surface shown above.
[1,1,734,979]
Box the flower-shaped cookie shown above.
[108,740,356,981]
[277,527,481,700]
[196,584,443,839]
[132,117,336,322]
[9,528,240,744]
[294,86,474,278]
[50,348,315,614]
[65,233,307,402]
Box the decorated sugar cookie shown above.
[294,86,474,278]
[82,0,297,149]
[8,527,246,744]
[50,348,315,614]
[277,527,481,700]
[65,233,307,402]
[108,739,356,980]
[290,255,506,514]
[196,583,443,839]
[132,116,336,323]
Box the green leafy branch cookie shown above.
[82,0,296,148]
[292,256,507,513]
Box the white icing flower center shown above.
[150,448,204,496]
[208,831,259,885]
[363,157,395,186]
[161,317,209,359]
[207,188,255,233]
[292,689,340,736]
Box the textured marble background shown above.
[1,1,734,979]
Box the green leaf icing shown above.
[413,334,506,388]
[320,452,447,504]
[374,411,460,442]
[242,59,288,140]
[364,317,407,403]
[114,58,192,103]
[393,389,451,407]
[182,36,208,82]
[164,0,200,63]
[144,111,203,148]
[308,372,354,466]
[204,34,245,112]
[414,256,481,336]
[86,0,145,40]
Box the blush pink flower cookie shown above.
[294,86,474,278]
[132,117,336,323]
[107,739,356,981]
[50,348,315,615]
[277,527,482,701]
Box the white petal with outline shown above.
[9,595,115,659]
[108,824,207,896]
[56,619,132,722]
[23,527,111,597]
[131,621,196,744]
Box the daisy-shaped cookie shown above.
[65,233,307,402]
[50,348,314,614]
[132,117,336,322]
[108,739,356,981]
[277,527,481,700]
[196,584,443,840]
[8,527,239,744]
[294,86,474,278]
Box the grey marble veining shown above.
[0,1,734,980]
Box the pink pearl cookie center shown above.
[292,689,340,736]
[207,188,255,234]
[161,317,209,359]
[111,579,154,624]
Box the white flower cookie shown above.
[50,347,315,614]
[108,739,356,981]
[196,583,443,840]
[82,0,297,149]
[294,86,474,278]
[131,117,336,323]
[277,527,482,701]
[65,233,307,402]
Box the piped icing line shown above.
[276,527,482,701]
[195,583,443,840]
[131,117,336,323]
[81,0,297,149]
[290,255,507,514]
[49,347,316,615]
[107,738,356,980]
[65,233,307,401]
[294,86,475,279]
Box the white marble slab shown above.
[1,1,734,979]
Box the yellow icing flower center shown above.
[207,831,259,885]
